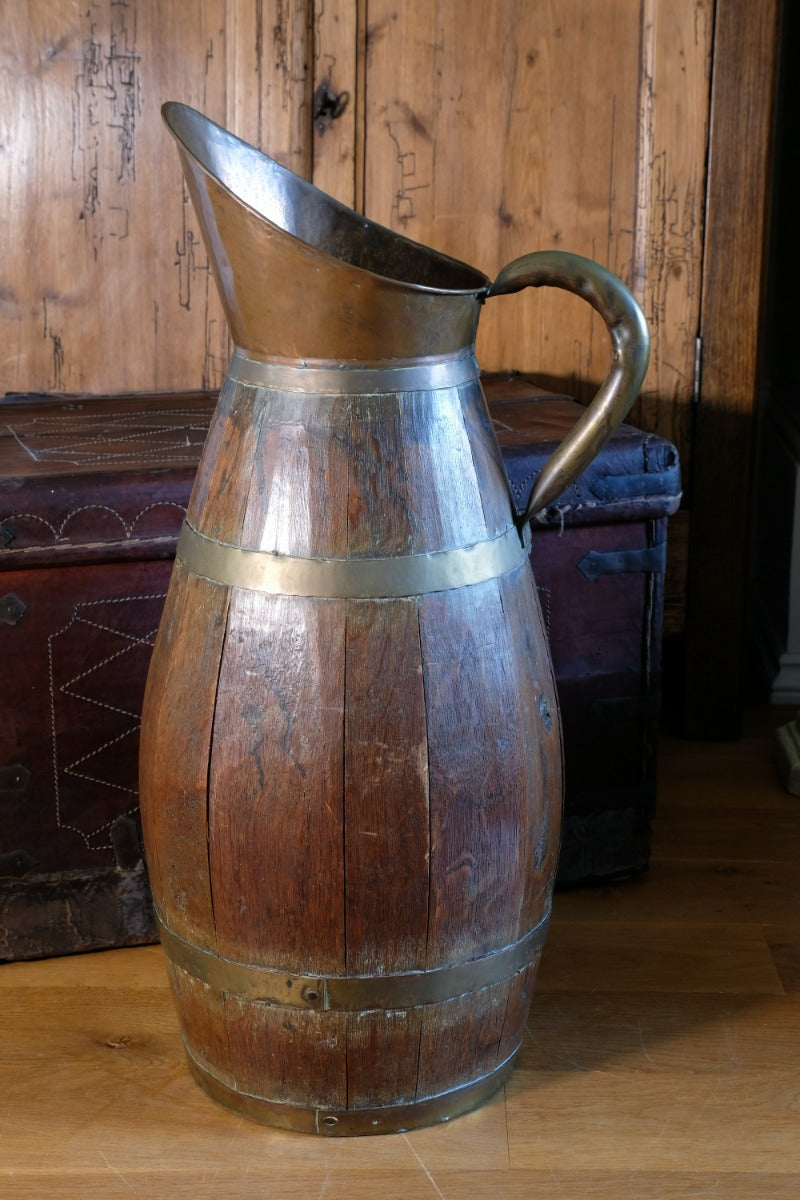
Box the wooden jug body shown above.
[139,103,648,1133]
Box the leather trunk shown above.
[0,391,215,960]
[0,377,679,960]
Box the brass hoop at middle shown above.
[176,519,530,599]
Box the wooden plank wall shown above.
[3,3,711,453]
[0,0,312,397]
[358,0,713,473]
[306,0,713,639]
[1,1,721,646]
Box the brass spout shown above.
[162,102,488,365]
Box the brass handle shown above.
[487,251,650,523]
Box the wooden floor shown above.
[2,707,799,1199]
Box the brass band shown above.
[176,519,530,599]
[228,348,480,395]
[184,1042,519,1135]
[157,909,549,1012]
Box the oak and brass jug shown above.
[139,101,649,1135]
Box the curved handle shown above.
[487,251,650,523]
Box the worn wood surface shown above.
[138,564,229,951]
[2,706,798,1195]
[343,597,429,974]
[360,0,711,462]
[0,0,313,396]
[139,369,561,1120]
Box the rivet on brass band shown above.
[157,910,549,1012]
[183,1042,519,1135]
[227,349,480,395]
[176,520,529,599]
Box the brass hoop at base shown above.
[184,1042,519,1135]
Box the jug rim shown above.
[161,101,491,298]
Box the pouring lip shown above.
[161,101,492,298]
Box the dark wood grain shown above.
[164,959,235,1089]
[139,562,229,952]
[418,571,560,966]
[682,0,782,737]
[224,996,348,1108]
[398,386,489,551]
[346,393,418,556]
[497,567,563,923]
[462,379,520,536]
[184,383,238,529]
[343,597,430,975]
[240,391,351,558]
[208,589,347,973]
[415,978,513,1096]
[188,380,266,545]
[344,1007,425,1108]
